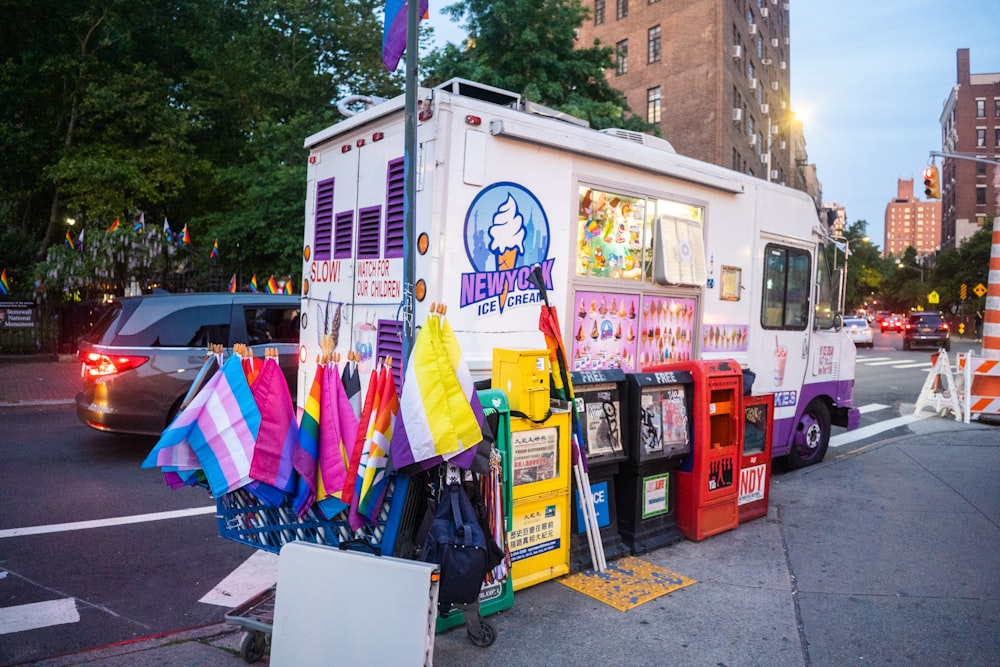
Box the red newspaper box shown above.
[666,359,743,542]
[739,394,774,523]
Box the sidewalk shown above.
[0,355,79,406]
[6,359,999,666]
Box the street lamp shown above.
[895,260,924,282]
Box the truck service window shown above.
[761,244,810,330]
[577,187,704,285]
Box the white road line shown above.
[857,356,892,362]
[865,359,914,366]
[892,362,933,369]
[0,506,217,539]
[830,412,934,448]
[0,598,79,634]
[858,403,890,414]
[200,550,278,608]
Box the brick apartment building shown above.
[939,48,1000,249]
[577,0,797,193]
[883,178,942,260]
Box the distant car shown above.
[843,317,873,348]
[76,293,300,436]
[902,311,950,352]
[879,314,903,333]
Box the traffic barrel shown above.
[984,216,1000,360]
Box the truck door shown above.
[760,242,812,398]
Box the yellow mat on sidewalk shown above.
[557,556,696,611]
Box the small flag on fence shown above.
[228,274,237,293]
[210,239,219,259]
[0,269,10,296]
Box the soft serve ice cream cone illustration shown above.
[488,193,526,311]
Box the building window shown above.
[616,39,628,75]
[977,128,986,147]
[976,99,986,118]
[977,161,987,176]
[647,25,661,63]
[995,127,1000,147]
[757,36,764,58]
[747,60,755,79]
[994,98,1000,117]
[594,0,605,25]
[976,186,986,206]
[647,86,662,123]
[733,148,740,171]
[616,0,628,19]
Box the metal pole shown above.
[402,0,418,370]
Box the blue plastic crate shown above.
[216,475,410,556]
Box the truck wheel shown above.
[785,400,830,469]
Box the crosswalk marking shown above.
[866,359,911,366]
[830,411,933,448]
[0,598,79,634]
[858,403,890,414]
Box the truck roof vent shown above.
[600,128,676,153]
[434,78,521,108]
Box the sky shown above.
[426,1,1000,250]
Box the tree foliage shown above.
[422,0,655,131]
[1,0,399,298]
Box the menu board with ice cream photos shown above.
[570,290,639,372]
[637,295,697,369]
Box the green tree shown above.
[422,0,655,131]
[2,0,397,298]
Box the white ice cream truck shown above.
[297,79,859,468]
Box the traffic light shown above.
[923,165,941,199]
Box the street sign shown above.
[973,283,988,298]
[961,283,968,300]
[927,290,939,304]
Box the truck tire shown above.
[785,399,830,469]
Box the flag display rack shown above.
[216,475,412,556]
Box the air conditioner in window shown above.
[779,61,787,70]
[771,81,780,91]
[762,58,772,65]
[749,135,758,147]
[732,108,743,121]
[760,103,769,114]
[771,124,780,135]
[780,100,787,109]
[771,38,780,48]
[779,140,787,150]
[749,23,757,35]
[771,170,780,180]
[732,45,743,58]
[784,37,790,45]
[748,78,758,90]
[761,7,769,17]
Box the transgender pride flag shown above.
[143,355,261,497]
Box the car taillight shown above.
[79,350,149,377]
[942,323,949,330]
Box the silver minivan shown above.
[76,293,300,436]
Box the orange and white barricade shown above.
[914,349,963,421]
[969,216,1000,420]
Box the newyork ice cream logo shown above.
[461,182,553,315]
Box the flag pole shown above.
[401,0,419,373]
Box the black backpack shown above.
[421,482,493,614]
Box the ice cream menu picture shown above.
[638,296,696,369]
[570,290,639,372]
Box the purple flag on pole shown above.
[247,359,298,505]
[382,0,429,71]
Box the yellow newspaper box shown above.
[508,409,572,590]
[492,348,551,422]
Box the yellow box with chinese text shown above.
[510,489,571,591]
[509,410,571,501]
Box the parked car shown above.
[879,314,903,333]
[76,293,300,436]
[843,317,873,348]
[902,311,950,352]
